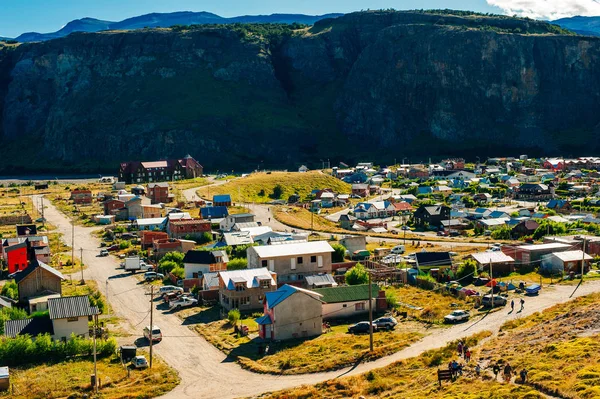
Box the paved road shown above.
[33,192,600,399]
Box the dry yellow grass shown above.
[274,206,344,232]
[2,352,179,399]
[196,171,351,203]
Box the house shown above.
[253,231,308,246]
[247,241,334,286]
[469,208,492,220]
[142,205,162,219]
[338,214,357,230]
[201,272,220,291]
[123,196,152,220]
[351,184,369,198]
[221,231,254,247]
[434,186,453,196]
[441,218,469,230]
[543,158,565,172]
[313,284,378,320]
[417,186,433,195]
[298,165,309,173]
[477,218,509,230]
[92,215,115,225]
[2,241,29,275]
[512,220,539,238]
[220,213,255,232]
[541,250,592,274]
[339,236,367,254]
[213,194,232,207]
[543,235,600,256]
[488,211,510,219]
[146,183,171,204]
[305,274,338,289]
[15,261,64,303]
[515,183,555,200]
[152,238,196,259]
[131,185,145,196]
[236,225,273,238]
[408,167,429,180]
[133,217,167,231]
[471,252,515,275]
[413,206,451,228]
[201,206,229,220]
[218,268,277,311]
[16,224,37,237]
[397,194,418,204]
[546,200,572,214]
[392,201,413,214]
[473,193,492,204]
[118,155,203,184]
[140,231,169,249]
[353,201,395,220]
[168,219,211,239]
[256,284,323,341]
[103,199,125,216]
[415,252,453,269]
[183,250,228,279]
[49,295,98,340]
[70,189,92,204]
[503,243,572,265]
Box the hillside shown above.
[553,16,600,36]
[1,10,600,173]
[264,293,600,399]
[13,11,342,42]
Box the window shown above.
[240,297,250,305]
[297,257,303,264]
[342,304,347,308]
[355,303,365,311]
[261,260,268,267]
[310,256,317,263]
[67,317,78,322]
[260,279,270,289]
[235,283,246,292]
[258,294,264,302]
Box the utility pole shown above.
[490,259,494,309]
[368,272,373,352]
[71,219,75,269]
[41,197,45,227]
[106,280,109,317]
[149,285,154,369]
[581,238,586,283]
[80,247,85,283]
[93,312,98,393]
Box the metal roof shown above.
[222,231,254,246]
[550,250,593,262]
[4,317,54,338]
[516,243,571,251]
[218,268,276,291]
[265,284,322,309]
[250,241,334,258]
[313,284,377,304]
[472,252,515,264]
[48,295,97,320]
[305,274,338,287]
[15,261,65,284]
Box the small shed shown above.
[0,367,8,391]
[540,250,592,275]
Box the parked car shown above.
[352,250,371,261]
[130,355,148,369]
[437,230,448,236]
[159,285,183,296]
[121,233,136,240]
[144,272,164,282]
[348,321,377,334]
[444,310,470,323]
[482,294,507,307]
[163,292,181,303]
[390,245,405,255]
[373,316,398,330]
[169,297,198,310]
[99,249,109,257]
[143,325,162,342]
[449,230,460,237]
[107,244,119,251]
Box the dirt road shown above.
[34,194,600,399]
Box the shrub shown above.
[227,309,240,327]
[158,260,178,274]
[119,241,131,250]
[331,243,346,263]
[385,290,398,308]
[457,259,477,281]
[345,263,369,285]
[227,258,248,270]
[0,280,18,300]
[0,307,28,334]
[171,267,184,280]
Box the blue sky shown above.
[1,0,501,38]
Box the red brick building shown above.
[70,189,93,204]
[168,219,211,239]
[140,231,169,249]
[147,183,171,204]
[103,199,125,216]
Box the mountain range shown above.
[1,10,600,173]
[551,16,600,36]
[10,11,343,42]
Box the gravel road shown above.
[33,192,600,399]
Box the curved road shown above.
[34,192,600,399]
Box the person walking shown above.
[457,341,463,357]
[520,298,525,311]
[475,364,481,376]
[465,349,471,363]
[504,363,513,382]
[462,345,468,358]
[520,369,528,384]
[492,364,500,380]
[510,299,515,312]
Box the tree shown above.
[271,184,284,199]
[385,290,398,308]
[345,263,369,285]
[0,281,18,300]
[161,252,185,266]
[491,225,512,240]
[227,309,240,327]
[331,243,346,263]
[227,258,248,270]
[456,259,477,281]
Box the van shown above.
[143,325,162,342]
[391,245,405,255]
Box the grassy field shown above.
[385,285,479,324]
[194,313,423,375]
[263,293,600,399]
[196,171,351,203]
[2,352,179,399]
[274,206,345,232]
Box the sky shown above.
[0,0,597,38]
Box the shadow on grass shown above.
[182,306,221,325]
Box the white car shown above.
[444,310,470,323]
[131,355,148,369]
[159,285,184,295]
[169,296,198,310]
[391,245,405,255]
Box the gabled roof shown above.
[213,194,232,202]
[147,182,169,188]
[202,272,220,289]
[16,224,37,236]
[265,284,322,309]
[15,261,65,284]
[471,252,515,264]
[305,274,338,287]
[48,295,98,320]
[219,268,275,291]
[4,317,54,338]
[549,250,592,262]
[313,284,377,303]
[222,231,254,246]
[251,241,334,258]
[415,252,452,267]
[201,206,229,219]
[183,250,226,265]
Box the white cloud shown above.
[486,0,600,20]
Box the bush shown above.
[158,260,178,274]
[457,259,477,282]
[331,243,346,263]
[0,280,18,300]
[385,290,398,308]
[227,258,248,270]
[171,267,184,280]
[227,309,240,327]
[0,307,28,334]
[119,241,131,250]
[345,263,369,285]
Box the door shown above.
[317,256,323,268]
[290,258,296,270]
[268,259,275,271]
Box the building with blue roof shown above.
[213,194,232,207]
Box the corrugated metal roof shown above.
[48,295,96,320]
[305,274,338,287]
[472,252,515,264]
[313,284,377,304]
[517,243,571,251]
[251,241,334,258]
[218,268,276,291]
[265,284,322,309]
[551,250,593,262]
[4,317,54,338]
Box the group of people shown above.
[510,298,525,312]
[457,341,472,362]
[492,361,529,383]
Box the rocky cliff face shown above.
[1,11,600,173]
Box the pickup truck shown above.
[169,296,198,310]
